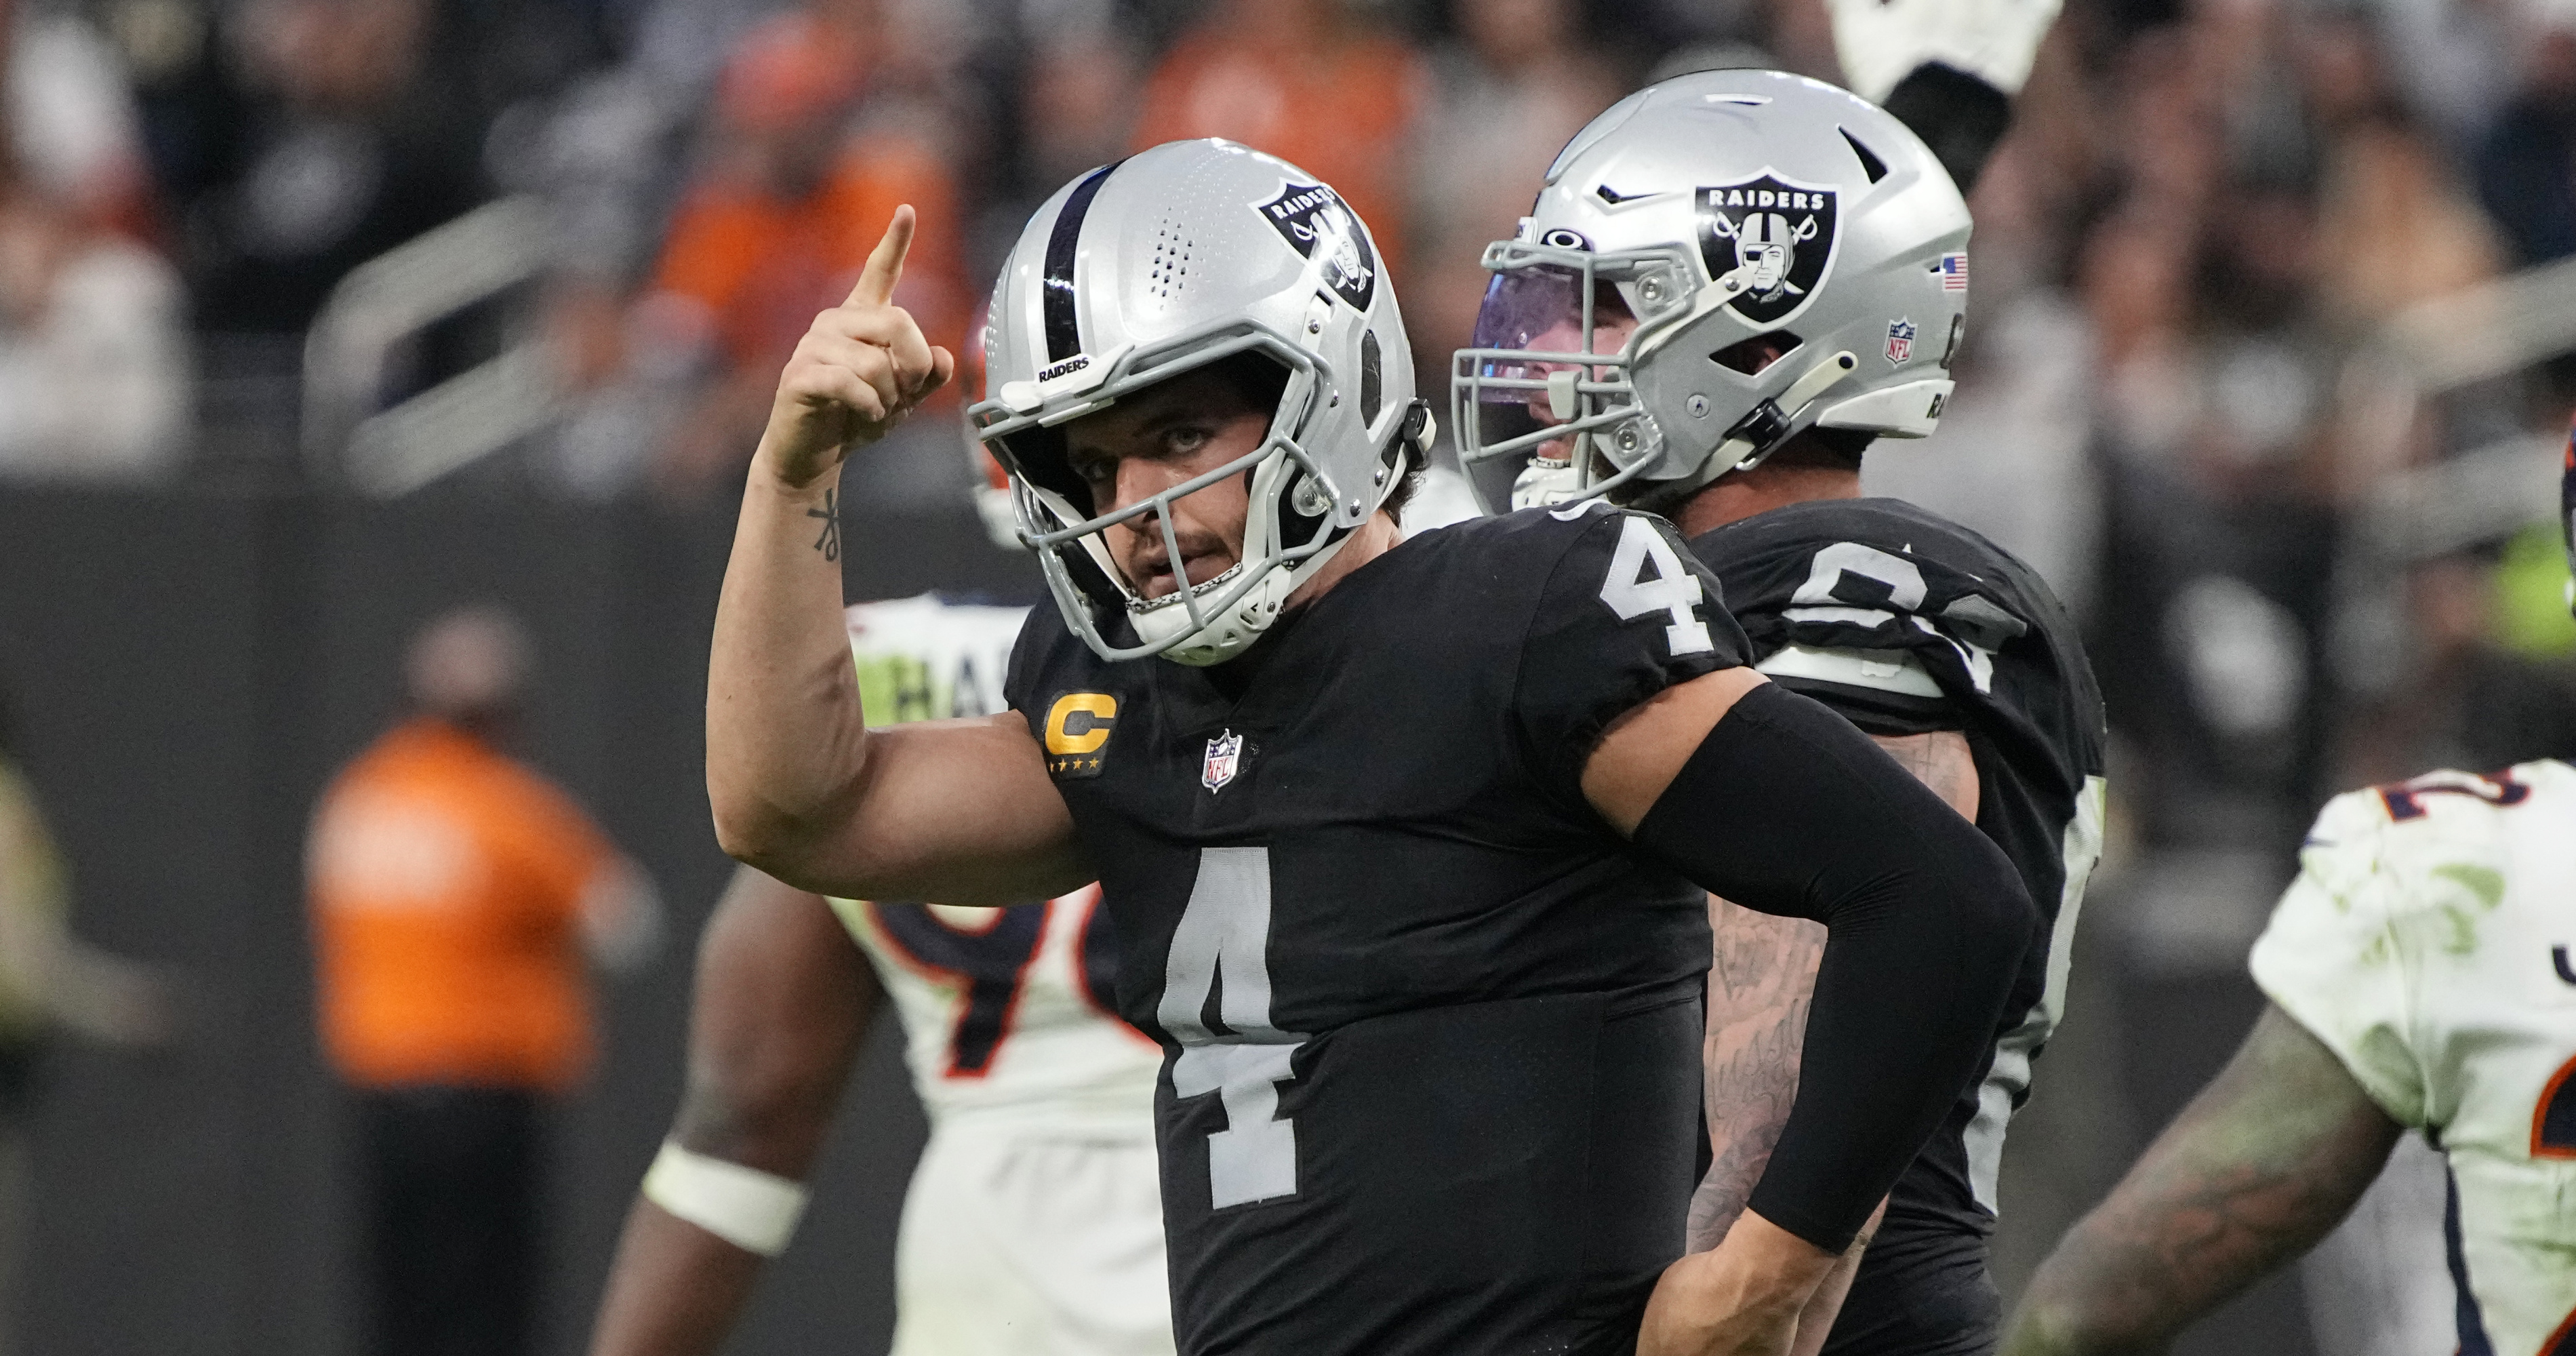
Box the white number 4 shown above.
[1600,515,1714,656]
[1160,846,1305,1209]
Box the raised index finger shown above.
[848,205,918,308]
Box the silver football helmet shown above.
[1452,69,1971,513]
[956,294,1024,552]
[971,139,1427,666]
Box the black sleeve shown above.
[1001,600,1065,721]
[1881,62,2014,195]
[1630,682,2032,1252]
[1513,509,1752,801]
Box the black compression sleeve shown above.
[1882,62,2014,195]
[1630,683,2032,1253]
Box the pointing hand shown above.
[759,205,959,491]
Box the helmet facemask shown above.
[1451,70,1972,517]
[1453,237,1862,513]
[1451,240,1699,512]
[973,140,1424,666]
[980,324,1386,666]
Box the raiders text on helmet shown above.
[1451,69,1972,513]
[971,140,1427,666]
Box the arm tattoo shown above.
[1872,730,1978,819]
[1690,900,1824,1250]
[807,489,841,561]
[2007,1007,2402,1354]
[1689,727,1975,1250]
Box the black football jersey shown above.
[1006,504,1750,1356]
[1688,499,2108,1340]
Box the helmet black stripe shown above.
[1043,161,1123,363]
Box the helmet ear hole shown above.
[1840,128,1887,183]
[1711,331,1804,376]
[1359,330,1382,428]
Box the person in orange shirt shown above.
[308,605,658,1356]
[645,0,965,498]
[1129,0,1428,282]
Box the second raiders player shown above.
[708,140,2034,1355]
[1455,70,2105,1354]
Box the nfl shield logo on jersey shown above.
[1885,319,1916,365]
[1202,730,1244,793]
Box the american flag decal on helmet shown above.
[1940,252,1969,293]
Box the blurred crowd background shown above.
[3,0,2573,810]
[1,0,2573,1350]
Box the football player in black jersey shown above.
[707,140,2037,1356]
[1454,68,2103,1356]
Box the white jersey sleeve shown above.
[2251,760,2576,1356]
[2249,785,2434,1127]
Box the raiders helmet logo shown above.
[1255,182,1377,311]
[1695,172,1840,326]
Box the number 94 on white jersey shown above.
[831,888,1164,1136]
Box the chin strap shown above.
[1628,351,1857,513]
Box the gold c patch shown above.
[1043,692,1118,778]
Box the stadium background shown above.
[1,0,2573,1350]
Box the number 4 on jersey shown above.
[1601,515,1714,657]
[1161,847,1305,1210]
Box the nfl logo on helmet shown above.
[1203,730,1244,793]
[1885,318,1916,365]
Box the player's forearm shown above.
[708,207,950,877]
[670,1057,845,1178]
[2001,1006,2402,1355]
[586,874,874,1356]
[1641,1208,1840,1356]
[587,1199,769,1356]
[1635,685,2032,1253]
[706,456,872,872]
[1692,732,1972,1253]
[1690,902,1822,1252]
[1788,1207,1881,1356]
[675,869,876,1174]
[1758,812,2026,1250]
[2005,1184,2285,1355]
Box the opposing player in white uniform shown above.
[588,596,1172,1356]
[2003,424,2576,1356]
